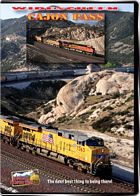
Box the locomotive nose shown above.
[92,147,110,162]
[91,147,111,175]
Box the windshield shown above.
[86,138,104,146]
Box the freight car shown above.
[4,74,17,82]
[0,115,111,175]
[1,70,75,83]
[1,73,29,82]
[45,39,60,47]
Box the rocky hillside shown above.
[38,71,134,138]
[1,16,26,72]
[1,16,26,37]
[35,71,133,167]
[1,11,134,71]
[1,80,66,117]
[1,34,26,72]
[105,11,134,66]
[43,27,92,40]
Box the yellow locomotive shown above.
[0,115,111,175]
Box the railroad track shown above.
[111,177,134,192]
[1,149,104,193]
[27,44,72,64]
[1,142,134,193]
[33,42,104,64]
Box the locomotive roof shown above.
[19,122,58,132]
[0,115,20,123]
[52,129,103,142]
[41,127,88,141]
[53,129,89,141]
[1,115,102,142]
[19,122,42,130]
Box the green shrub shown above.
[103,61,117,68]
[91,116,114,132]
[103,106,113,111]
[112,92,120,99]
[117,110,128,116]
[58,116,66,123]
[124,124,133,129]
[125,95,134,102]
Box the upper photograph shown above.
[27,12,105,67]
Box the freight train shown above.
[0,115,112,176]
[35,36,96,56]
[1,70,86,83]
[1,67,133,83]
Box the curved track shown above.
[1,142,134,194]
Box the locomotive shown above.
[0,115,112,176]
[34,36,96,56]
[58,40,96,55]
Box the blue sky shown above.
[1,3,134,20]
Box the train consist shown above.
[0,115,112,175]
[1,70,85,83]
[35,36,96,56]
[1,67,133,83]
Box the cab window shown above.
[23,127,30,132]
[69,134,74,140]
[77,141,85,146]
[8,123,13,126]
[38,126,42,132]
[58,132,62,136]
[86,139,104,146]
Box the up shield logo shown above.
[11,169,40,187]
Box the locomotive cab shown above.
[86,137,112,175]
[86,137,104,147]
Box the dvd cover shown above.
[0,1,139,195]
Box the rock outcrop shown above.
[39,71,134,131]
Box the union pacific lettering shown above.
[12,6,118,11]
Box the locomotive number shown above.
[77,146,85,152]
